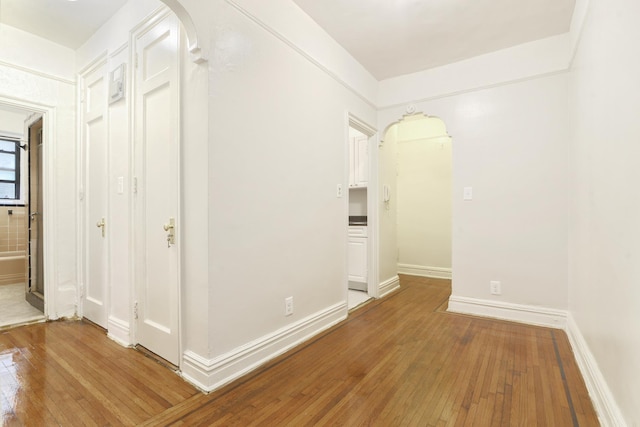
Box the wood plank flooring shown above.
[0,275,599,426]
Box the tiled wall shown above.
[0,206,27,286]
[0,206,27,253]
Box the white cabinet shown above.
[348,226,367,290]
[349,135,368,188]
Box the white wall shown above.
[0,109,27,134]
[0,25,77,319]
[136,0,379,389]
[75,0,380,389]
[378,125,398,284]
[380,71,569,312]
[0,24,76,82]
[568,0,640,424]
[204,0,377,355]
[395,116,452,276]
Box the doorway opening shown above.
[346,114,378,311]
[0,104,46,328]
[385,114,452,282]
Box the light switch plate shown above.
[463,186,473,201]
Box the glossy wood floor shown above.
[0,275,599,426]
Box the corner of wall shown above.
[107,316,131,347]
[379,275,400,298]
[565,313,627,427]
[447,296,567,329]
[181,302,347,392]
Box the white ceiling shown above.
[0,0,128,49]
[0,0,576,78]
[293,0,576,80]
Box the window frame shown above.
[0,136,21,202]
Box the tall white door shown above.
[133,12,181,365]
[82,62,109,328]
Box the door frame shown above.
[346,112,379,298]
[0,96,56,319]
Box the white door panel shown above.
[82,63,109,328]
[134,13,180,365]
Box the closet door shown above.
[81,60,109,328]
[133,12,181,365]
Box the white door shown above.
[82,62,109,328]
[133,12,181,365]
[355,135,368,187]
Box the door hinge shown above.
[134,301,139,320]
[133,177,138,194]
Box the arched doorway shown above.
[380,114,453,285]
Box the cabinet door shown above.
[348,236,367,283]
[355,135,368,187]
[348,137,356,187]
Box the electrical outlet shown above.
[490,281,501,295]
[285,296,294,316]
[336,184,343,198]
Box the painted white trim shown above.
[447,295,566,329]
[0,59,75,85]
[397,264,452,279]
[158,0,206,63]
[110,42,129,59]
[78,50,109,76]
[568,0,591,69]
[565,314,626,427]
[181,302,347,392]
[225,0,376,109]
[107,316,131,347]
[378,69,568,111]
[378,275,400,298]
[43,111,61,319]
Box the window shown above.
[0,137,20,200]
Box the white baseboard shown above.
[447,295,567,329]
[565,314,626,427]
[181,302,347,392]
[397,264,452,279]
[378,275,400,298]
[107,316,131,347]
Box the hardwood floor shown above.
[0,275,599,426]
